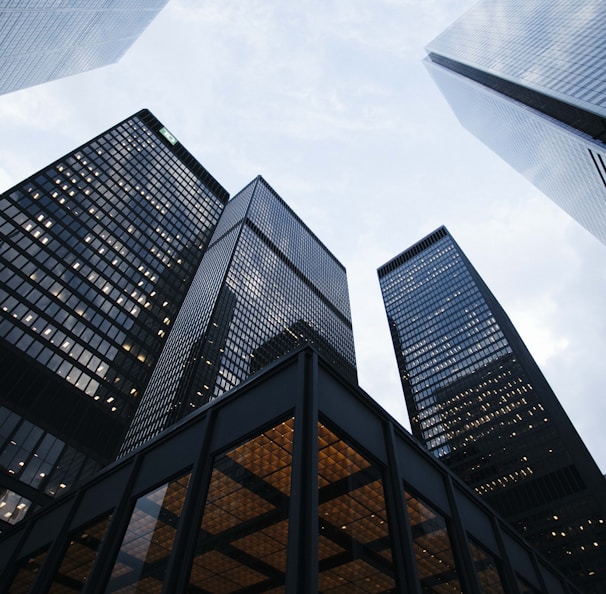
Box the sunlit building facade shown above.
[425,0,606,244]
[378,227,606,592]
[0,110,228,530]
[0,0,167,95]
[0,348,581,593]
[121,177,357,455]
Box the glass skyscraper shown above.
[378,227,606,592]
[0,0,167,95]
[425,0,606,245]
[121,176,357,454]
[0,109,228,529]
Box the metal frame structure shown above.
[0,348,579,593]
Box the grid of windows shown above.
[378,227,606,590]
[0,1,168,95]
[1,111,226,418]
[121,176,357,454]
[425,0,606,245]
[426,0,606,117]
[0,109,228,528]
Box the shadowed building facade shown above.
[0,1,168,95]
[0,348,582,594]
[378,226,606,592]
[0,110,228,529]
[425,0,606,245]
[120,176,357,455]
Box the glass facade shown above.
[49,514,111,592]
[0,1,168,95]
[121,176,357,454]
[107,473,190,592]
[0,348,579,593]
[378,227,606,592]
[425,0,606,245]
[0,109,228,529]
[406,491,462,592]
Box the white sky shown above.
[1,0,605,472]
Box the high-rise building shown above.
[0,347,582,594]
[425,0,606,245]
[0,109,228,530]
[0,0,167,95]
[378,226,606,592]
[121,176,357,454]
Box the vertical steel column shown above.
[529,550,550,593]
[83,454,144,594]
[383,422,422,594]
[443,475,482,594]
[162,411,216,594]
[28,489,87,593]
[285,350,319,593]
[491,518,522,593]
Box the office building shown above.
[121,176,357,454]
[425,0,606,244]
[0,1,168,95]
[0,347,582,593]
[378,227,606,592]
[0,109,228,530]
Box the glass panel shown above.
[8,549,49,594]
[469,540,505,593]
[517,576,541,594]
[105,472,191,593]
[0,489,32,525]
[187,417,294,593]
[406,491,461,593]
[49,514,112,593]
[317,422,396,593]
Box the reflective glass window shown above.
[469,540,506,593]
[405,490,462,592]
[0,489,32,525]
[105,472,191,593]
[317,422,396,592]
[7,548,49,594]
[187,417,295,593]
[49,514,112,593]
[517,576,541,594]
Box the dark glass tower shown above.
[121,176,357,454]
[425,0,606,245]
[0,1,168,95]
[378,226,606,592]
[0,110,228,529]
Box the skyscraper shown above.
[425,0,606,245]
[378,226,606,592]
[0,1,167,95]
[121,176,357,454]
[0,109,228,529]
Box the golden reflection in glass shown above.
[317,422,396,593]
[406,492,461,593]
[8,549,48,594]
[106,472,191,593]
[469,540,505,594]
[187,417,294,593]
[49,515,111,593]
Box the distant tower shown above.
[425,0,606,244]
[0,109,228,529]
[378,226,606,592]
[0,1,167,95]
[121,176,357,454]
